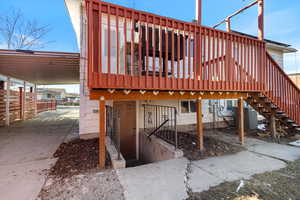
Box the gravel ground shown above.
[38,170,125,200]
[187,160,300,200]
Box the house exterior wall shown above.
[138,99,231,129]
[267,48,284,68]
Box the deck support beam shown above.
[270,114,277,139]
[196,97,204,150]
[238,97,245,145]
[99,96,106,168]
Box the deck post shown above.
[196,97,204,150]
[5,78,10,126]
[225,18,231,32]
[258,0,264,40]
[196,0,202,25]
[99,96,106,168]
[270,114,277,139]
[238,97,245,145]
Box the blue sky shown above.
[1,0,299,93]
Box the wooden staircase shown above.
[246,92,300,135]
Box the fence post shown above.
[4,78,10,126]
[34,85,38,116]
[23,82,26,120]
[19,87,23,120]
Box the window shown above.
[181,100,196,113]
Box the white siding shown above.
[267,48,284,68]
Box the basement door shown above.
[113,101,136,160]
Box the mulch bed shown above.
[49,139,111,179]
[178,132,245,161]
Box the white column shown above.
[5,77,10,126]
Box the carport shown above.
[0,49,79,126]
[0,49,80,200]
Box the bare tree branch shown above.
[0,8,51,50]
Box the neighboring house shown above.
[37,88,67,103]
[65,93,80,104]
[37,88,80,105]
[233,31,297,69]
[289,72,300,89]
[65,0,300,168]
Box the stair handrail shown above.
[147,119,170,139]
[266,52,300,93]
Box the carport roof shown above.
[0,49,80,85]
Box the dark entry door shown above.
[113,101,136,160]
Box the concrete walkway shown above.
[0,107,79,200]
[117,134,300,200]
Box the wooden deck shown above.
[85,0,300,125]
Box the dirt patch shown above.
[38,170,125,200]
[178,132,245,161]
[188,160,300,200]
[49,139,111,178]
[219,127,299,145]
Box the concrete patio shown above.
[117,133,300,200]
[0,107,79,200]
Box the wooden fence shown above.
[0,88,57,126]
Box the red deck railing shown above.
[86,0,300,125]
[264,53,300,124]
[86,0,265,92]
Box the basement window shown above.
[181,100,196,113]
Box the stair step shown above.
[287,120,295,123]
[292,124,300,127]
[263,111,271,114]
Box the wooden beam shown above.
[270,114,277,139]
[99,97,106,168]
[196,97,204,150]
[258,0,264,40]
[238,97,245,145]
[90,90,248,101]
